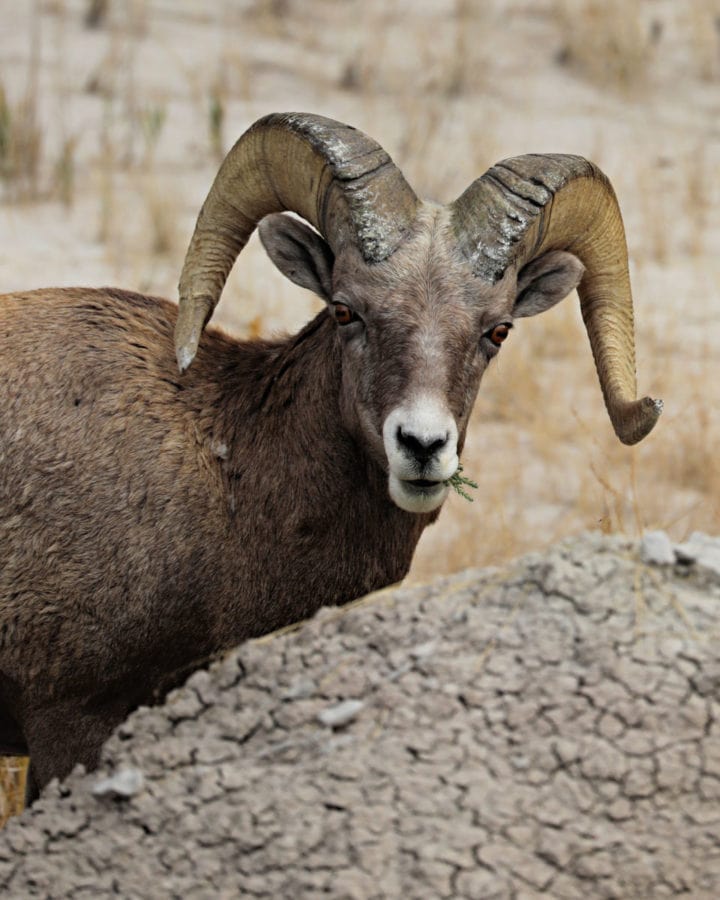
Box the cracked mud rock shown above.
[2,532,720,899]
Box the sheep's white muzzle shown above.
[383,395,459,514]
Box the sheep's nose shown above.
[396,426,449,465]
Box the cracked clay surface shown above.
[2,532,720,898]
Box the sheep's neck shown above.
[197,311,433,622]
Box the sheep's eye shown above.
[487,323,512,347]
[333,303,356,326]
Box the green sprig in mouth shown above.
[444,464,478,502]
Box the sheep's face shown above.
[259,208,584,514]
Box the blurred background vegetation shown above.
[0,0,718,823]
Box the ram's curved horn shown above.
[175,112,419,371]
[451,155,661,444]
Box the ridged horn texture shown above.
[451,154,661,445]
[175,112,419,372]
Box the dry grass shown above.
[0,83,43,201]
[552,0,720,89]
[0,760,26,828]
[684,0,720,82]
[0,0,718,821]
[553,0,654,91]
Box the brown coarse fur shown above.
[0,116,656,799]
[0,286,432,792]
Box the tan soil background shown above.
[1,0,719,580]
[0,0,718,840]
[2,533,720,897]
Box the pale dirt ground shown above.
[1,0,719,580]
[2,533,720,896]
[0,0,719,841]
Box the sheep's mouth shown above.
[389,473,449,513]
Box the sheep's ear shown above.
[513,250,585,318]
[258,213,335,301]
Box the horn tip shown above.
[174,317,200,373]
[175,294,214,373]
[616,396,662,445]
[176,343,196,374]
[174,315,201,373]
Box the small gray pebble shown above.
[410,640,437,659]
[640,530,675,566]
[676,532,720,577]
[317,699,364,728]
[92,767,145,800]
[282,678,317,700]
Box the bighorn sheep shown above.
[0,113,661,797]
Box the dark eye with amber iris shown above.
[488,323,512,347]
[333,303,356,326]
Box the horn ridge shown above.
[450,154,661,444]
[175,112,418,371]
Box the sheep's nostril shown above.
[397,426,448,464]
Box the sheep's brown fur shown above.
[0,287,432,790]
[0,114,658,797]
